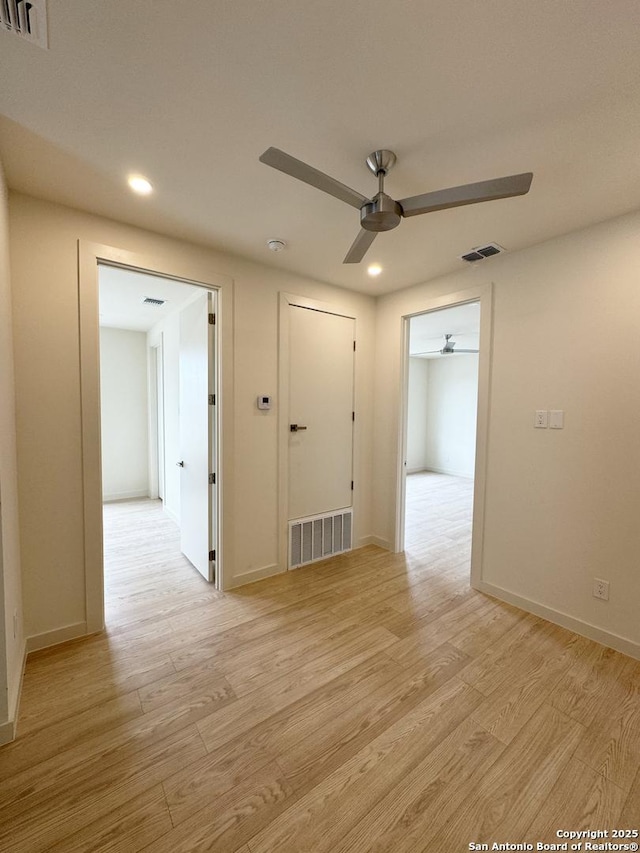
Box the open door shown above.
[178,291,216,581]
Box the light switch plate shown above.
[549,410,564,429]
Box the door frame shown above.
[277,292,357,575]
[396,283,492,588]
[148,338,164,501]
[78,240,233,633]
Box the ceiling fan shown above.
[415,334,479,356]
[259,147,533,264]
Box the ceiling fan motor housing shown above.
[360,193,403,232]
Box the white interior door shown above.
[288,305,355,521]
[179,291,216,581]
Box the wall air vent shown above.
[142,297,166,306]
[289,508,353,569]
[460,243,505,263]
[0,0,48,48]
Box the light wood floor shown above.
[1,484,638,852]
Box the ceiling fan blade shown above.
[452,348,479,353]
[399,172,533,218]
[259,147,368,210]
[343,228,378,264]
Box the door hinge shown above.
[209,473,216,485]
[353,340,356,351]
[352,411,355,422]
[209,549,216,561]
[351,480,354,490]
[209,313,215,325]
[209,394,215,405]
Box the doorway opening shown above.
[97,264,219,629]
[401,301,481,580]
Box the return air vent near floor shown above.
[142,297,166,306]
[460,242,505,263]
[289,509,353,569]
[0,0,48,48]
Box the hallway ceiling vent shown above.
[0,0,48,48]
[460,243,505,263]
[142,297,166,306]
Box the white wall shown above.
[406,358,429,472]
[425,354,478,478]
[374,209,640,657]
[8,193,375,642]
[99,327,149,501]
[0,160,24,742]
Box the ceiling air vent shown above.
[0,0,48,48]
[460,243,505,263]
[143,297,166,306]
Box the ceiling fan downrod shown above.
[361,149,402,233]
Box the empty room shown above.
[0,2,639,851]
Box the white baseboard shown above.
[0,717,14,746]
[228,563,284,589]
[103,489,149,503]
[0,641,27,746]
[357,535,390,550]
[26,621,88,654]
[425,466,474,479]
[358,535,391,551]
[475,580,640,661]
[406,467,428,475]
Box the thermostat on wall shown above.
[257,395,272,410]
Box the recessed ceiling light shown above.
[367,263,382,277]
[128,175,153,195]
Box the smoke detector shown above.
[267,239,286,252]
[460,243,505,263]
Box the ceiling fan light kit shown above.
[259,146,533,265]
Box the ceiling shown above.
[98,266,203,331]
[1,1,640,296]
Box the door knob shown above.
[290,424,308,432]
[176,460,184,467]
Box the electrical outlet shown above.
[534,410,548,428]
[593,578,609,601]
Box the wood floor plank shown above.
[0,690,143,790]
[141,762,295,853]
[330,718,504,853]
[573,658,640,790]
[428,703,585,850]
[2,482,638,853]
[470,628,590,744]
[162,731,276,827]
[137,665,235,714]
[196,637,398,754]
[0,727,206,853]
[44,785,173,853]
[247,678,485,853]
[550,642,632,726]
[524,757,628,842]
[0,678,231,815]
[618,764,640,825]
[275,643,472,783]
